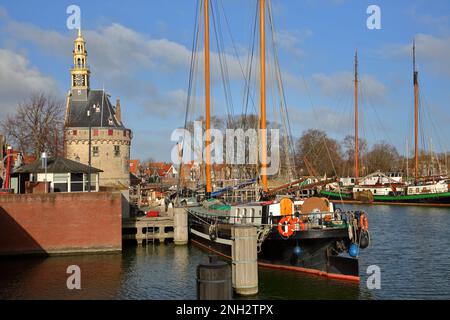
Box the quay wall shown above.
[0,192,122,256]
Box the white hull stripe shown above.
[190,228,233,246]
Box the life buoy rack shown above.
[359,213,369,231]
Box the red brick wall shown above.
[0,192,122,256]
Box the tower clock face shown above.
[75,74,84,86]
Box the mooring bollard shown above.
[173,207,188,245]
[231,225,258,296]
[197,255,232,300]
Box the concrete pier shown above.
[122,217,174,245]
[173,208,188,245]
[231,225,258,296]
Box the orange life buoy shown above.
[360,213,369,231]
[278,216,295,237]
[297,219,305,231]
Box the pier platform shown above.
[122,216,174,245]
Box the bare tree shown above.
[342,135,368,176]
[295,129,343,177]
[1,93,64,158]
[364,142,400,173]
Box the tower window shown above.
[114,145,120,157]
[93,146,99,157]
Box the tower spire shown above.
[71,29,90,100]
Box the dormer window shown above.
[108,117,114,126]
[95,103,100,113]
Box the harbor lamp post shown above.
[41,151,48,193]
[3,146,13,189]
[87,109,92,192]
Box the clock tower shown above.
[64,27,132,189]
[70,28,90,101]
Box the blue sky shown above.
[1,0,450,161]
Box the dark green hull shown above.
[320,190,450,204]
[320,190,353,200]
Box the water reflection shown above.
[1,204,450,299]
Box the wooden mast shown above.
[413,40,419,183]
[204,0,212,195]
[260,0,268,192]
[354,50,359,184]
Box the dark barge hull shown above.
[189,215,360,282]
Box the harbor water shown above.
[0,204,449,300]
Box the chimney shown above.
[115,98,122,123]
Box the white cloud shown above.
[312,71,387,102]
[275,29,312,59]
[0,49,60,118]
[0,7,311,124]
[382,34,450,77]
[289,106,351,135]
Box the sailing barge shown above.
[180,0,370,282]
[321,42,450,204]
[188,197,370,282]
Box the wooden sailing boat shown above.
[323,42,450,203]
[186,0,370,282]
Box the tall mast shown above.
[354,50,359,183]
[204,0,212,195]
[413,40,419,183]
[260,0,268,192]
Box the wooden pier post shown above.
[197,255,232,300]
[173,208,188,245]
[231,225,258,296]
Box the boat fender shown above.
[278,217,295,238]
[359,230,370,249]
[209,225,217,241]
[349,243,359,258]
